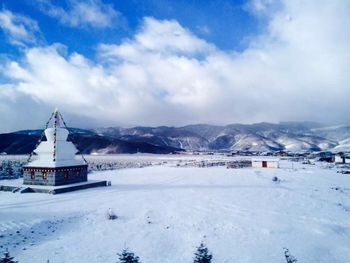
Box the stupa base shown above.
[23,165,88,186]
[0,179,108,194]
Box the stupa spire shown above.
[53,108,61,128]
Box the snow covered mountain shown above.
[93,122,347,152]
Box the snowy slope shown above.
[311,125,350,141]
[209,133,282,152]
[333,138,350,152]
[1,162,350,262]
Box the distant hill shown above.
[2,122,350,154]
[0,133,39,154]
[0,130,181,155]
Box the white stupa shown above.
[23,109,88,186]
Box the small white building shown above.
[252,158,279,168]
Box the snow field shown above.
[0,161,350,262]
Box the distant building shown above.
[315,151,334,162]
[335,153,350,164]
[252,159,279,168]
[23,109,88,186]
[275,151,288,157]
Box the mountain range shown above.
[93,122,350,152]
[1,122,350,154]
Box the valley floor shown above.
[0,161,350,262]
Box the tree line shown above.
[1,245,298,263]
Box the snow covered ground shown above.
[1,159,350,262]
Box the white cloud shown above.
[134,17,214,54]
[2,1,350,131]
[38,0,122,28]
[196,25,211,35]
[247,0,278,14]
[0,9,40,45]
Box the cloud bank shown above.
[1,0,350,132]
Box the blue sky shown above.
[0,0,350,132]
[1,0,262,58]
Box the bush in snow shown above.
[272,176,280,182]
[117,248,140,263]
[193,243,212,263]
[106,208,118,220]
[283,248,297,263]
[0,249,18,263]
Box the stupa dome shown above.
[45,127,69,142]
